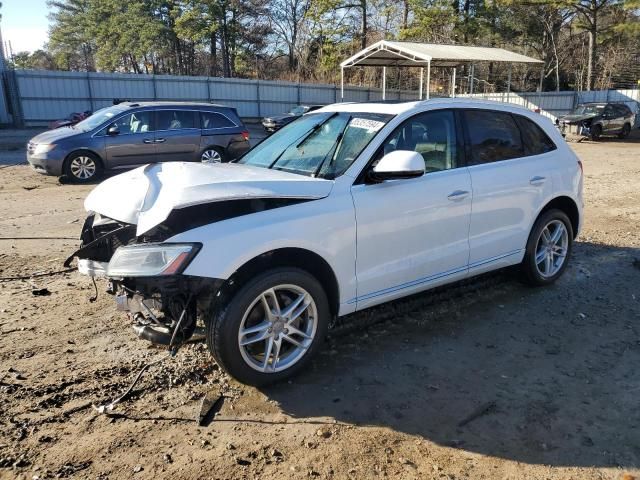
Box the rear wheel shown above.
[590,124,602,141]
[618,123,631,139]
[64,151,102,183]
[201,147,225,164]
[206,268,330,386]
[521,209,573,286]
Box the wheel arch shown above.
[220,247,341,318]
[537,196,580,239]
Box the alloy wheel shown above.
[201,149,222,163]
[69,156,96,180]
[535,220,569,278]
[238,284,317,373]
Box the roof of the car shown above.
[316,98,540,116]
[122,101,229,109]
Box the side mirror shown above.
[369,150,425,183]
[107,125,119,136]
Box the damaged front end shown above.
[65,213,222,349]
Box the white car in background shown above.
[67,99,583,386]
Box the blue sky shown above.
[2,0,50,53]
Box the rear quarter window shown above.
[201,111,236,129]
[513,115,557,156]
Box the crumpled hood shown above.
[558,113,597,124]
[84,162,334,235]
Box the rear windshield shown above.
[237,112,393,179]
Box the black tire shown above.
[63,151,102,183]
[590,124,602,141]
[618,123,631,139]
[206,267,330,386]
[200,146,226,164]
[521,209,573,286]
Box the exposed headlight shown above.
[32,144,56,155]
[107,243,200,277]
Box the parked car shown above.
[27,102,250,183]
[556,102,634,140]
[67,99,583,386]
[261,105,324,133]
[48,110,92,130]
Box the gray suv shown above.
[27,102,251,182]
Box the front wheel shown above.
[64,151,102,183]
[206,268,330,386]
[521,209,573,286]
[590,124,602,141]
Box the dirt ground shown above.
[0,134,639,480]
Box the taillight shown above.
[241,130,250,141]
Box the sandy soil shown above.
[0,135,639,480]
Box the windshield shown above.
[237,112,392,179]
[571,104,605,116]
[289,106,306,115]
[74,105,128,131]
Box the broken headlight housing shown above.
[107,243,201,277]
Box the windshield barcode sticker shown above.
[350,118,385,132]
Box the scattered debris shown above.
[31,288,51,297]
[22,185,39,191]
[198,391,224,426]
[316,427,332,438]
[458,401,497,427]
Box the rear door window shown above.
[513,115,556,156]
[463,110,524,165]
[156,110,198,130]
[201,111,236,129]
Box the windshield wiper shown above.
[312,116,351,178]
[295,112,339,149]
[267,112,339,169]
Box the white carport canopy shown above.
[340,40,544,100]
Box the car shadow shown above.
[258,241,640,469]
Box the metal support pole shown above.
[469,64,475,94]
[426,60,431,100]
[451,67,456,98]
[340,67,344,100]
[419,67,424,100]
[538,65,544,111]
[382,66,386,100]
[86,73,94,111]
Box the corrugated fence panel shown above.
[12,69,640,126]
[155,75,209,100]
[90,72,155,101]
[0,78,9,124]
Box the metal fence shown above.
[460,89,640,125]
[5,69,420,127]
[1,68,639,127]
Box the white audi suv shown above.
[68,99,583,385]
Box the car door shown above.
[351,109,472,310]
[103,110,157,167]
[463,109,555,274]
[602,104,617,133]
[155,110,202,162]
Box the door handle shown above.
[530,176,546,186]
[143,139,154,144]
[447,190,470,201]
[154,138,166,143]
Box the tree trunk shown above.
[209,33,216,77]
[586,23,596,91]
[360,0,367,50]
